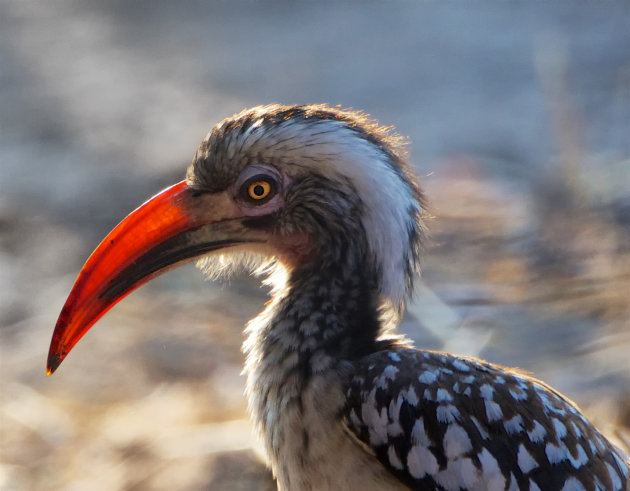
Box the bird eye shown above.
[248,181,271,200]
[242,176,277,203]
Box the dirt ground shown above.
[1,2,629,490]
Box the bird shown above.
[47,104,629,491]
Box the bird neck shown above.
[244,248,404,384]
[275,259,383,360]
[243,258,390,469]
[244,255,389,383]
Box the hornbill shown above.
[47,104,629,490]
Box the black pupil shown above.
[253,184,265,196]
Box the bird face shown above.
[47,104,424,374]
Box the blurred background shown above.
[1,1,629,489]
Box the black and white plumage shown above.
[48,104,629,490]
[347,350,628,490]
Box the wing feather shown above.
[344,349,629,490]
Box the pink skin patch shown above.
[231,164,315,268]
[273,232,315,269]
[231,163,288,217]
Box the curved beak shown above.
[47,181,258,375]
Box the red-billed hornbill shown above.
[48,105,628,490]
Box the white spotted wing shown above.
[344,349,629,490]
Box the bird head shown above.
[47,104,425,374]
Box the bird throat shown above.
[276,260,383,358]
[243,258,388,478]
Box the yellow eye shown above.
[247,180,272,200]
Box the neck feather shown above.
[245,259,383,379]
[243,256,401,443]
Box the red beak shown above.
[47,181,256,375]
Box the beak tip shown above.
[46,353,63,375]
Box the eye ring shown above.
[248,180,272,200]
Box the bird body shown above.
[47,104,628,490]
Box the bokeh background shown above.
[1,2,629,489]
